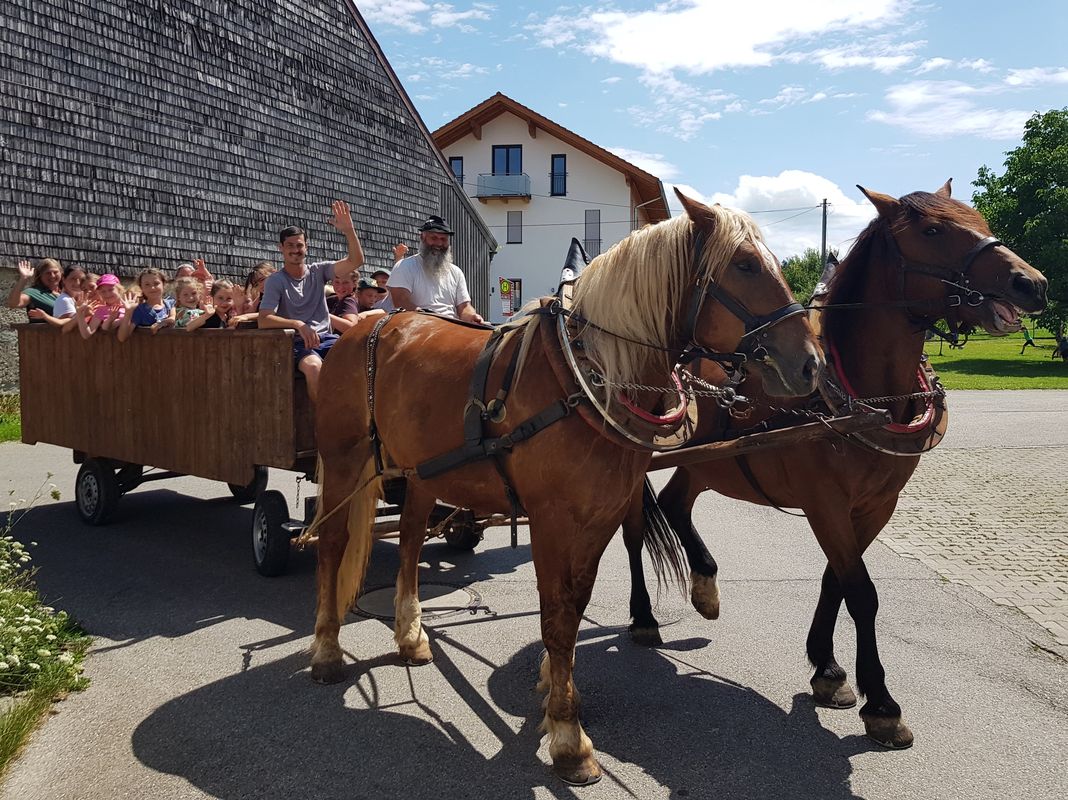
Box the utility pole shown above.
[820,198,828,266]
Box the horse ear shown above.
[857,185,899,218]
[674,187,719,234]
[934,178,952,198]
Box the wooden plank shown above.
[15,325,313,485]
[648,410,891,471]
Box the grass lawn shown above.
[0,395,19,443]
[924,329,1068,389]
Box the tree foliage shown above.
[781,247,837,305]
[973,108,1068,334]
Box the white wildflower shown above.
[57,652,74,666]
[28,662,40,671]
[36,649,51,658]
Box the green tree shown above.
[973,107,1068,334]
[781,247,837,305]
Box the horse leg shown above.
[806,564,857,709]
[848,502,912,748]
[393,485,437,666]
[806,504,911,747]
[532,514,612,786]
[622,485,663,646]
[310,450,381,684]
[660,468,721,620]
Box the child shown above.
[235,262,274,315]
[172,277,206,329]
[76,273,127,339]
[118,267,176,341]
[30,265,86,332]
[184,280,240,330]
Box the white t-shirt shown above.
[388,254,471,319]
[53,293,77,318]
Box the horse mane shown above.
[570,206,764,393]
[824,191,990,344]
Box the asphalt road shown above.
[1,391,1066,800]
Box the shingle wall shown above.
[0,0,494,288]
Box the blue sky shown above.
[358,0,1068,258]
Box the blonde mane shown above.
[570,207,764,393]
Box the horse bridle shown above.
[892,230,1003,343]
[681,229,807,365]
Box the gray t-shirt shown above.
[260,260,336,337]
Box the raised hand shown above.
[329,200,355,235]
[393,243,408,262]
[122,289,140,311]
[16,260,33,281]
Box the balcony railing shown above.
[476,173,531,198]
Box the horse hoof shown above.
[553,755,602,786]
[811,676,858,709]
[310,659,346,685]
[400,641,434,666]
[690,573,720,620]
[862,714,914,749]
[628,623,663,647]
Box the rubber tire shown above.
[444,519,483,551]
[228,465,268,504]
[75,459,121,525]
[252,490,292,577]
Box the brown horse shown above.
[623,181,1048,749]
[308,193,823,785]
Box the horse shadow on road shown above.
[131,624,865,800]
[11,488,532,647]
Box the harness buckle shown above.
[946,295,962,308]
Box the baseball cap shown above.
[370,267,391,278]
[97,274,120,287]
[356,277,387,294]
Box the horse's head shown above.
[858,180,1047,336]
[676,190,823,397]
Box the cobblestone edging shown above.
[883,445,1068,649]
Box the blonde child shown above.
[118,268,176,341]
[184,280,242,330]
[76,274,131,338]
[172,277,206,329]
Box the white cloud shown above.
[867,79,1033,139]
[916,57,953,74]
[916,56,998,74]
[601,76,622,84]
[529,0,912,75]
[606,147,679,180]
[670,170,875,257]
[1004,66,1068,86]
[412,56,488,81]
[359,1,491,34]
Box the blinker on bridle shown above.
[680,229,807,366]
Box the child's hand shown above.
[107,304,121,321]
[121,290,139,311]
[76,301,90,315]
[158,317,174,330]
[393,243,408,262]
[227,314,243,328]
[27,308,46,320]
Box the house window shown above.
[550,154,567,196]
[492,144,522,175]
[584,209,601,257]
[507,210,523,244]
[448,156,464,185]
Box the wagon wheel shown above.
[228,465,268,504]
[252,490,292,577]
[444,511,483,551]
[75,458,121,525]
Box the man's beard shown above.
[419,242,451,277]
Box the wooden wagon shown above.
[15,324,484,575]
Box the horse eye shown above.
[923,226,941,236]
[735,260,755,272]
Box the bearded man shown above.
[387,215,484,323]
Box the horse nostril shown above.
[802,354,820,384]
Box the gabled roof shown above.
[432,92,670,223]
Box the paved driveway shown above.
[1,391,1066,800]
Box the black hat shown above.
[418,215,454,235]
[356,277,387,294]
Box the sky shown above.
[356,0,1068,260]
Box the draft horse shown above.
[308,192,823,785]
[623,181,1048,749]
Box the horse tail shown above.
[641,477,688,594]
[309,446,383,624]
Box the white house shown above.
[433,93,670,322]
